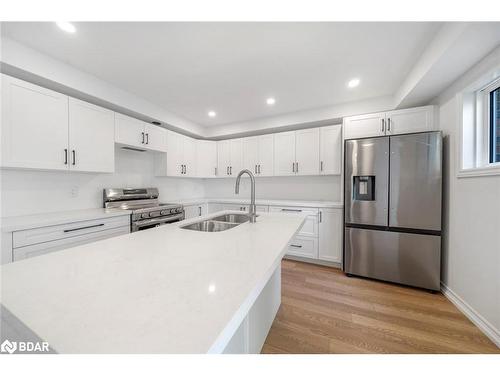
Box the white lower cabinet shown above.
[222,203,268,212]
[11,215,130,262]
[183,204,207,219]
[287,236,318,259]
[318,208,343,263]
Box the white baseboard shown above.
[441,282,500,348]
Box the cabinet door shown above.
[243,136,259,174]
[165,130,184,176]
[217,140,231,177]
[273,131,296,176]
[287,236,318,259]
[144,124,167,152]
[230,138,243,175]
[196,140,217,177]
[1,75,69,170]
[295,128,320,175]
[183,136,197,177]
[320,125,342,175]
[257,134,274,176]
[114,113,146,149]
[343,112,386,140]
[386,106,434,135]
[318,208,343,263]
[68,98,115,173]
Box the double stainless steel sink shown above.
[180,213,255,232]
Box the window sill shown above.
[457,164,500,178]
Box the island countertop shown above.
[0,211,306,353]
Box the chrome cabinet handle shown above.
[142,132,145,144]
[184,164,187,174]
[230,166,232,175]
[387,118,391,132]
[227,166,229,175]
[319,211,322,223]
[255,164,257,174]
[292,162,295,173]
[215,167,217,175]
[146,133,149,144]
[198,206,202,216]
[290,244,302,248]
[72,150,76,165]
[381,119,385,133]
[281,208,302,212]
[258,164,261,174]
[296,162,299,173]
[64,149,68,165]
[320,161,323,172]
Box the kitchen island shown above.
[0,211,306,353]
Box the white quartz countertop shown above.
[179,197,343,208]
[0,208,132,232]
[0,211,305,353]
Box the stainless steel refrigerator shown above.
[343,131,442,291]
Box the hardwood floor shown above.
[261,259,499,354]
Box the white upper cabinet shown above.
[217,138,243,176]
[343,112,386,140]
[343,106,435,140]
[156,131,196,177]
[68,98,115,173]
[274,129,319,176]
[274,131,296,176]
[1,75,69,171]
[114,113,145,149]
[144,123,167,152]
[319,125,342,175]
[114,113,166,152]
[196,140,217,178]
[385,106,434,135]
[243,136,259,174]
[257,134,274,176]
[295,128,320,175]
[242,135,274,176]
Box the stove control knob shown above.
[141,213,149,219]
[170,209,176,214]
[160,210,168,215]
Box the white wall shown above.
[0,147,205,217]
[436,46,500,343]
[204,175,341,202]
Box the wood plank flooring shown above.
[261,259,499,354]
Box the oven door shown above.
[132,213,184,232]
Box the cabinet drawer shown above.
[13,226,130,261]
[287,236,318,259]
[269,206,318,237]
[13,215,130,248]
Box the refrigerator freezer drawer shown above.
[344,227,441,290]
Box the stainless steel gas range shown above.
[103,188,184,232]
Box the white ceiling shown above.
[1,22,442,127]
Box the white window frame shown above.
[457,74,500,178]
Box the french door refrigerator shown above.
[344,131,442,291]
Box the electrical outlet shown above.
[70,186,79,198]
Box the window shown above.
[457,73,500,178]
[489,85,500,164]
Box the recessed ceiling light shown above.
[56,22,76,33]
[347,78,360,88]
[266,97,276,106]
[208,111,217,118]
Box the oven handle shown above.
[133,213,184,228]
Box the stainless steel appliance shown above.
[344,131,442,290]
[103,188,184,232]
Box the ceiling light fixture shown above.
[56,22,76,33]
[347,78,360,88]
[266,97,276,106]
[208,111,217,118]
